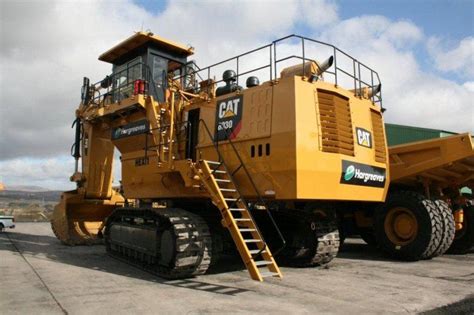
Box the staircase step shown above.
[239,228,256,232]
[212,170,227,174]
[260,271,279,278]
[244,239,262,243]
[205,161,222,165]
[220,188,237,192]
[249,249,267,254]
[199,156,282,281]
[215,179,231,183]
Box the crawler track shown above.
[104,208,212,279]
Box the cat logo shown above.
[215,95,243,141]
[356,127,372,148]
[218,98,240,119]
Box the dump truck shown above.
[339,133,474,257]
[51,32,474,282]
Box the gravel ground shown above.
[0,223,473,315]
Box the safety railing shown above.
[180,34,383,107]
[83,62,161,107]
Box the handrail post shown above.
[269,45,273,81]
[301,38,305,77]
[236,56,239,86]
[371,70,374,103]
[352,60,357,96]
[358,62,362,96]
[333,47,338,87]
[273,42,277,80]
[168,90,175,165]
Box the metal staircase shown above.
[198,159,282,281]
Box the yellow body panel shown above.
[111,74,388,202]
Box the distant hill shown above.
[4,185,51,192]
[0,189,62,202]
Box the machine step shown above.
[260,271,280,278]
[211,170,227,174]
[244,239,263,243]
[205,160,222,165]
[215,179,231,183]
[198,160,282,281]
[220,188,237,192]
[249,249,267,254]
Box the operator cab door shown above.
[186,109,200,161]
[150,55,167,102]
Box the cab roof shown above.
[99,31,194,64]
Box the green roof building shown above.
[385,123,457,146]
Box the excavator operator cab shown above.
[96,31,194,104]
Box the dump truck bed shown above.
[389,133,474,188]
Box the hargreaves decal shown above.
[356,127,372,148]
[112,119,149,140]
[340,160,386,188]
[215,95,243,141]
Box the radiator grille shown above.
[370,110,387,163]
[317,90,354,156]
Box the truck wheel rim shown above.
[385,207,418,246]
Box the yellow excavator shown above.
[51,32,473,281]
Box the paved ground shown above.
[1,223,473,315]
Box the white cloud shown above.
[0,0,472,189]
[427,36,474,77]
[300,0,339,26]
[316,15,473,133]
[0,156,75,190]
[463,81,474,92]
[385,20,424,47]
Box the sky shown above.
[0,0,473,190]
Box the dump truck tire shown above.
[447,205,474,254]
[374,191,443,261]
[359,228,377,247]
[431,200,456,257]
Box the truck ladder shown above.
[198,160,282,281]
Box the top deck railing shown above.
[82,35,382,109]
[83,61,158,106]
[180,34,383,107]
